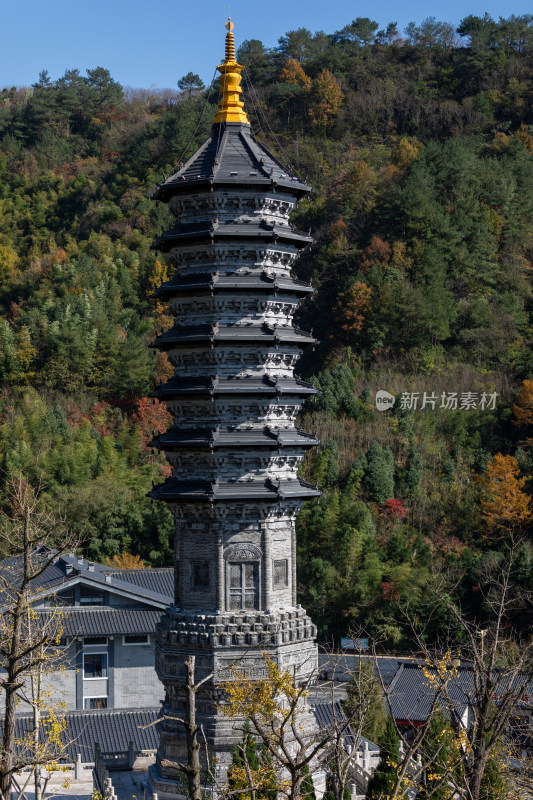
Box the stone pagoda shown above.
[149,18,320,796]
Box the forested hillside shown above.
[1,13,532,646]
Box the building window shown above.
[229,562,258,610]
[84,697,107,710]
[273,559,289,589]
[79,590,104,606]
[123,634,150,645]
[191,561,210,591]
[83,637,107,646]
[83,652,108,679]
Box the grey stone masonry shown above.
[148,35,320,797]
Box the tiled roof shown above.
[155,272,313,297]
[154,218,312,253]
[375,657,405,687]
[12,708,160,763]
[0,550,70,599]
[153,323,316,349]
[153,122,310,201]
[151,426,320,450]
[0,549,173,609]
[312,700,379,753]
[387,663,471,723]
[153,375,317,399]
[103,568,174,599]
[150,477,320,502]
[317,654,424,688]
[56,555,172,606]
[36,607,163,637]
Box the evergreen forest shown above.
[1,13,533,648]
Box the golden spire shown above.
[215,16,249,125]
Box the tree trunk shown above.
[1,506,30,799]
[32,649,43,800]
[185,656,202,800]
[1,607,23,799]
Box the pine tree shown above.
[301,762,317,800]
[512,379,533,445]
[177,73,205,97]
[364,443,395,504]
[404,438,423,496]
[344,660,387,745]
[366,716,406,799]
[323,768,350,800]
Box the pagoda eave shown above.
[153,176,311,203]
[151,325,317,349]
[151,375,317,399]
[149,477,320,502]
[149,427,320,450]
[153,226,312,253]
[154,274,313,298]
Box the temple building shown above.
[148,19,320,795]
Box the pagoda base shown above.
[149,763,188,800]
[150,605,319,797]
[148,761,327,800]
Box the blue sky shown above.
[2,0,531,89]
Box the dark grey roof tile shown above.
[153,122,310,201]
[153,324,315,349]
[312,700,379,753]
[387,663,471,723]
[36,607,164,638]
[154,219,312,253]
[153,375,317,399]
[151,426,319,450]
[155,273,312,296]
[150,477,320,502]
[103,569,174,599]
[12,708,160,762]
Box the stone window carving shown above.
[229,562,258,610]
[273,559,289,589]
[224,544,262,561]
[191,561,210,591]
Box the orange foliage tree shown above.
[336,281,372,337]
[390,136,422,169]
[131,397,172,448]
[308,69,343,129]
[359,235,391,272]
[477,453,531,539]
[105,552,148,569]
[154,351,174,384]
[516,123,533,154]
[331,160,378,218]
[279,58,311,89]
[148,259,173,329]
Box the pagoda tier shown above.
[154,273,313,296]
[148,22,320,797]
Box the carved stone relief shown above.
[223,543,262,561]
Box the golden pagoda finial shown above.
[215,15,249,125]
